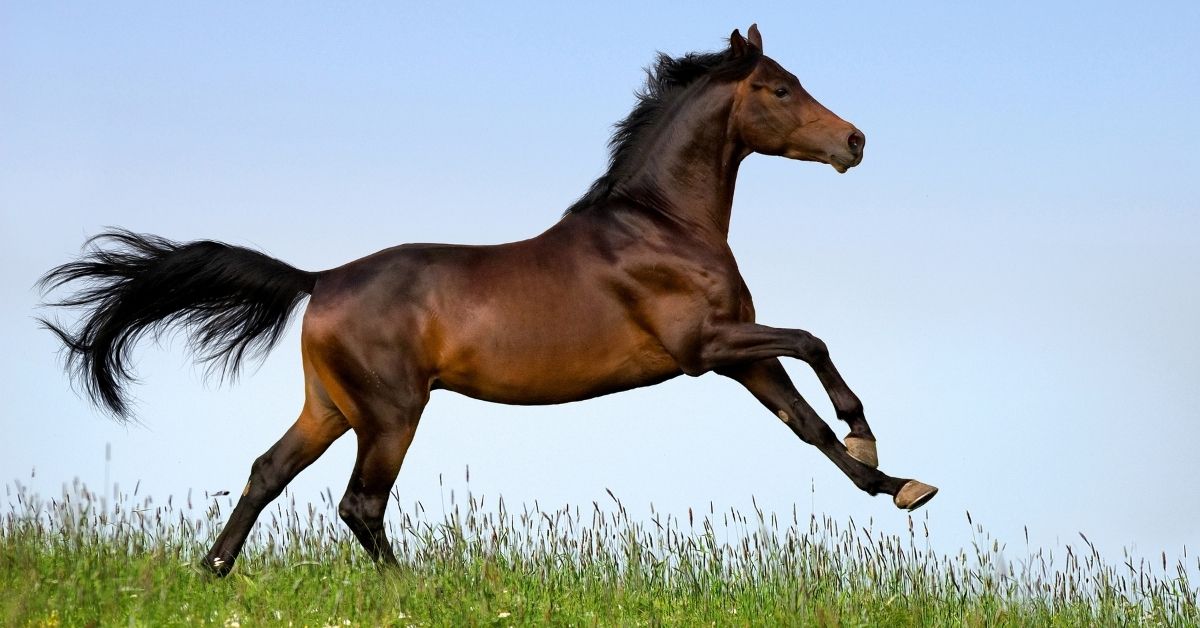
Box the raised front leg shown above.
[690,322,879,466]
[718,358,937,510]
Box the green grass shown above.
[2,481,1196,627]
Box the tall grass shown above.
[2,478,1196,626]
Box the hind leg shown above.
[203,401,349,576]
[337,395,426,566]
[302,289,432,564]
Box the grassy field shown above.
[2,480,1196,627]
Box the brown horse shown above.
[40,25,937,576]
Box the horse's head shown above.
[729,25,865,173]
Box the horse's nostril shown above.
[847,130,865,155]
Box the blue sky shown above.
[3,2,1198,568]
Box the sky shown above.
[2,2,1198,571]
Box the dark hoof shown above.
[893,480,938,511]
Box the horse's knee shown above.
[796,331,829,361]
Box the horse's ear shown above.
[729,28,747,57]
[747,23,763,51]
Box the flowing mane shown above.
[564,44,761,214]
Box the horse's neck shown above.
[619,84,746,239]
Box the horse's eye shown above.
[774,87,789,98]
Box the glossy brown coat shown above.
[40,26,935,576]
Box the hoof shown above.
[202,555,233,577]
[845,436,878,468]
[893,480,938,511]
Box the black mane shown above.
[564,44,761,214]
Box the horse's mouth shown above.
[829,152,862,174]
[830,157,859,174]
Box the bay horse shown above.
[39,25,937,576]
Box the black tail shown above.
[38,229,318,420]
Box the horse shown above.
[39,25,937,576]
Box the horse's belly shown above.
[434,331,682,405]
